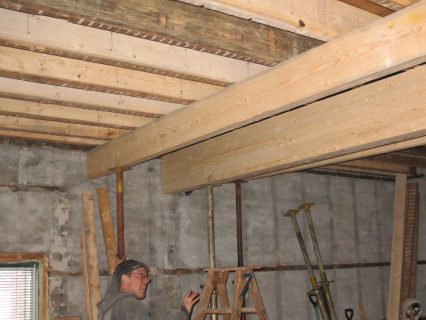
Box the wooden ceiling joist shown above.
[0,8,268,85]
[0,97,151,129]
[178,0,379,41]
[0,115,128,140]
[0,129,104,146]
[338,0,395,16]
[0,0,321,66]
[161,64,426,193]
[0,78,181,117]
[0,46,222,104]
[87,2,426,179]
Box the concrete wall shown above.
[0,142,424,319]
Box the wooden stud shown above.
[387,174,407,319]
[96,187,117,276]
[82,192,101,320]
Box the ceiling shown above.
[0,0,425,189]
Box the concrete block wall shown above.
[0,143,424,319]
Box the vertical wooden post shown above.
[82,192,101,320]
[116,168,125,260]
[80,230,91,320]
[96,187,117,275]
[207,186,217,320]
[387,174,407,319]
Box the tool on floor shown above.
[358,302,368,320]
[194,267,268,320]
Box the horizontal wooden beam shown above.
[0,46,222,104]
[330,159,410,173]
[178,0,378,41]
[161,65,426,193]
[87,2,426,178]
[0,115,128,140]
[250,136,426,181]
[0,129,104,146]
[338,0,395,16]
[367,153,426,168]
[0,77,181,117]
[0,97,151,129]
[0,0,321,66]
[0,8,268,85]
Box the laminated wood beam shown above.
[0,115,128,140]
[179,0,378,41]
[330,159,410,174]
[0,97,152,129]
[88,2,426,179]
[0,46,222,104]
[0,8,267,85]
[0,77,181,117]
[161,65,426,193]
[0,0,321,66]
[0,129,104,146]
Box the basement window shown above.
[0,254,48,320]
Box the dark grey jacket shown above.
[97,274,189,320]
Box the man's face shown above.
[123,267,151,300]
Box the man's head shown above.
[115,259,150,300]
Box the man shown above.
[97,259,200,320]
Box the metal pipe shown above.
[116,168,125,260]
[300,203,337,320]
[236,181,244,267]
[207,186,217,320]
[284,209,330,320]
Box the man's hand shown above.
[181,290,200,314]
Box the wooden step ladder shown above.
[194,267,268,320]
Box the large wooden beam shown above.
[161,65,426,193]
[0,46,222,104]
[87,2,426,179]
[0,77,181,116]
[178,0,378,41]
[0,0,321,66]
[338,0,395,16]
[0,8,267,85]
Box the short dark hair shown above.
[114,259,148,284]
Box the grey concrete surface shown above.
[0,143,424,319]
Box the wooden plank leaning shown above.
[81,192,101,320]
[96,187,117,276]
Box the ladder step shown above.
[203,307,258,314]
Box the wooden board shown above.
[0,46,222,104]
[179,0,379,41]
[87,2,426,178]
[0,97,151,129]
[0,8,268,85]
[387,174,407,319]
[161,65,426,193]
[0,0,321,65]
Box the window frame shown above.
[0,253,48,320]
